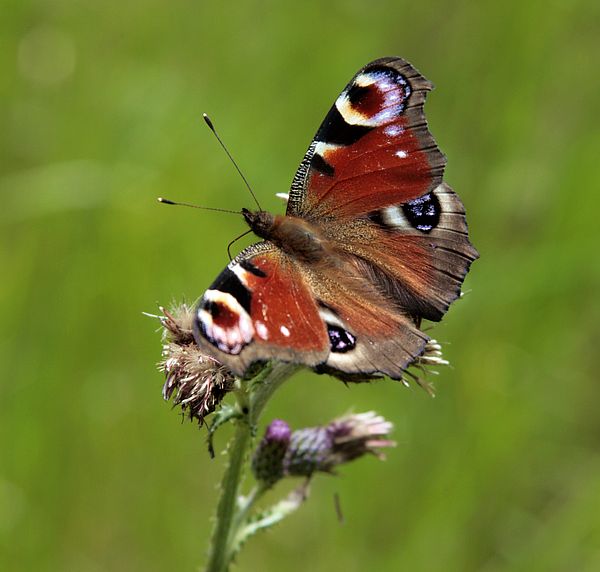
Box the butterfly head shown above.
[242,208,275,241]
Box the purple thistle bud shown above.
[284,412,395,477]
[284,426,333,476]
[251,413,394,486]
[251,419,292,487]
[157,304,235,425]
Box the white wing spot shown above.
[280,325,290,337]
[256,321,269,340]
[395,150,408,158]
[382,206,410,229]
[384,125,404,137]
[230,262,250,285]
[314,141,340,157]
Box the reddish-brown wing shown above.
[193,242,429,380]
[287,57,478,323]
[287,57,444,220]
[193,242,330,377]
[193,57,477,381]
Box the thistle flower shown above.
[252,413,394,487]
[157,304,235,425]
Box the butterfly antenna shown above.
[202,113,262,211]
[157,197,240,215]
[226,229,253,261]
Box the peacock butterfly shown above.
[193,57,478,381]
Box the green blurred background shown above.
[1,1,599,570]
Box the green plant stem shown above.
[205,416,251,572]
[249,362,301,424]
[204,362,300,572]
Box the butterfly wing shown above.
[193,242,428,379]
[288,57,478,323]
[193,57,477,381]
[193,242,329,377]
[287,57,443,218]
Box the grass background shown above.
[1,1,599,570]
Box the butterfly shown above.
[192,57,478,382]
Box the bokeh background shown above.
[2,1,599,570]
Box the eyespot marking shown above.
[196,290,254,355]
[327,324,356,353]
[347,83,371,106]
[402,192,441,233]
[335,68,412,128]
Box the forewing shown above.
[287,57,444,219]
[193,243,330,377]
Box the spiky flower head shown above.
[157,304,235,425]
[252,413,394,487]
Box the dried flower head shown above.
[252,412,394,487]
[160,302,196,345]
[157,304,235,425]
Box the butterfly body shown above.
[242,209,329,264]
[193,57,478,381]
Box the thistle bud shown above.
[285,412,395,476]
[251,419,291,487]
[251,413,394,487]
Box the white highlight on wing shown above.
[384,124,404,137]
[395,150,408,158]
[434,185,456,209]
[318,307,344,328]
[314,141,340,157]
[230,262,250,286]
[335,94,370,126]
[382,205,410,229]
[355,71,393,89]
[432,183,465,233]
[326,342,368,369]
[255,321,269,340]
[280,325,290,337]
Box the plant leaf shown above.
[230,481,310,558]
